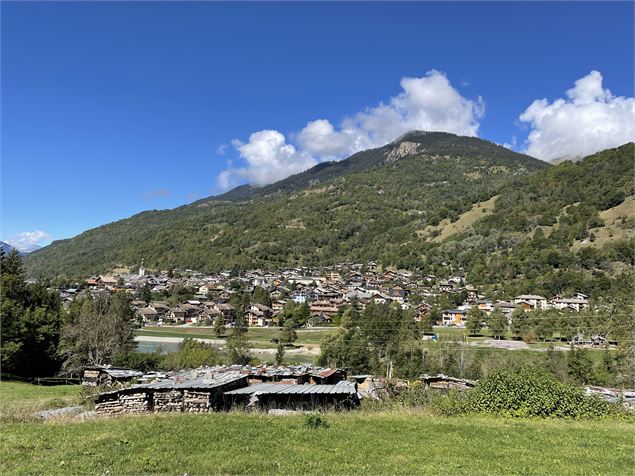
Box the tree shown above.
[59,292,135,374]
[225,313,251,365]
[252,286,271,307]
[1,249,63,377]
[423,307,441,334]
[510,308,528,339]
[213,315,226,338]
[567,345,594,384]
[139,283,152,303]
[280,319,298,345]
[466,306,484,336]
[161,338,221,370]
[488,309,507,340]
[274,342,285,365]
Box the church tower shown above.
[139,258,146,277]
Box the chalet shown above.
[246,303,273,327]
[414,303,432,322]
[550,297,589,312]
[514,294,548,310]
[439,281,454,293]
[270,289,284,300]
[215,303,235,322]
[310,299,340,318]
[136,306,158,323]
[168,303,200,323]
[291,291,309,304]
[371,294,392,305]
[149,301,171,317]
[476,300,494,314]
[442,309,468,326]
[271,299,287,314]
[494,301,517,315]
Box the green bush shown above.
[304,414,330,429]
[160,338,222,370]
[468,367,623,418]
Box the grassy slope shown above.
[573,195,635,250]
[1,412,632,475]
[0,382,81,422]
[418,194,499,241]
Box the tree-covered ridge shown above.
[210,131,544,202]
[24,133,548,278]
[24,140,634,303]
[427,143,634,299]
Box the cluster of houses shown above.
[441,293,590,326]
[57,260,590,329]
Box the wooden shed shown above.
[95,374,248,415]
[224,381,360,410]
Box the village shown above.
[55,259,592,330]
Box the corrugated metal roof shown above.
[225,383,356,396]
[98,374,246,397]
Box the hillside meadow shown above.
[0,382,633,475]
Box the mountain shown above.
[210,131,542,202]
[1,241,15,255]
[0,241,40,256]
[24,134,634,299]
[18,244,42,254]
[25,132,547,277]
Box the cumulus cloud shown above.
[218,70,483,188]
[519,70,635,161]
[6,230,51,251]
[219,130,317,188]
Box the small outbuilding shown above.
[224,381,360,410]
[82,366,144,387]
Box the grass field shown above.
[1,382,633,475]
[137,326,337,346]
[0,381,82,423]
[1,411,633,475]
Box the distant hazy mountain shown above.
[1,241,41,256]
[0,241,15,254]
[18,243,42,254]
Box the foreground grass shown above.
[1,412,633,475]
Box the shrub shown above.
[304,414,330,429]
[468,367,623,418]
[160,338,222,370]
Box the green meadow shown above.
[0,381,633,475]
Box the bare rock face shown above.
[384,141,420,163]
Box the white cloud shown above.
[519,70,635,161]
[502,135,517,150]
[218,70,483,188]
[6,230,51,251]
[219,130,317,188]
[296,70,484,161]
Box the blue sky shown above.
[2,1,633,249]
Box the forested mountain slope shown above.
[427,143,634,300]
[26,137,634,300]
[25,132,548,278]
